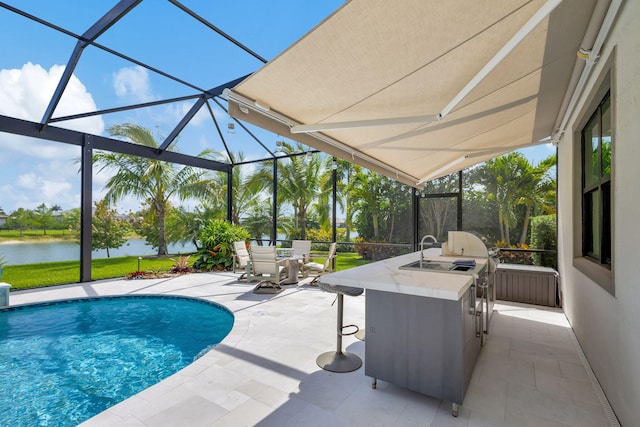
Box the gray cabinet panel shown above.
[365,288,481,404]
[407,295,446,395]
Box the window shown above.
[581,92,611,267]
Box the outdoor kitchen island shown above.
[319,249,488,416]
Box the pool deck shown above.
[9,273,612,427]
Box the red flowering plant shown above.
[126,270,146,279]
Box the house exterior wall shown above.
[557,1,640,425]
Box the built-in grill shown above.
[482,249,500,334]
[445,231,497,336]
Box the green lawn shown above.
[330,251,372,270]
[2,252,370,292]
[2,256,176,291]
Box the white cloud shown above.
[0,140,83,211]
[12,157,80,208]
[0,62,104,164]
[156,100,209,128]
[0,142,82,214]
[186,102,210,126]
[1,172,75,211]
[0,63,105,212]
[0,135,79,163]
[0,62,104,134]
[15,173,38,190]
[197,134,213,152]
[113,65,153,102]
[0,62,215,214]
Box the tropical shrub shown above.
[304,228,350,252]
[193,219,250,271]
[170,255,193,274]
[353,237,411,261]
[494,241,534,265]
[530,214,557,268]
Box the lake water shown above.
[0,239,196,266]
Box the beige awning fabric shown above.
[227,0,597,186]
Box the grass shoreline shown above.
[0,235,75,243]
[1,252,370,292]
[0,229,140,243]
[0,237,73,244]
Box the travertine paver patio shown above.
[9,272,612,426]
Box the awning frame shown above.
[289,0,563,138]
[225,0,576,187]
[224,89,420,186]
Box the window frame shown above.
[572,58,615,296]
[581,92,611,265]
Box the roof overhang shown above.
[226,0,601,186]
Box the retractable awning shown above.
[226,0,598,186]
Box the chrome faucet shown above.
[419,234,438,267]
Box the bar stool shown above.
[316,282,363,373]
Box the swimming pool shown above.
[0,295,234,427]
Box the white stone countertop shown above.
[320,249,488,301]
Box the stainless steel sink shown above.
[399,260,475,273]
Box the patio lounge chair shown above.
[303,242,337,285]
[248,246,288,294]
[233,241,251,280]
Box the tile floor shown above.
[9,273,613,426]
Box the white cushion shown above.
[304,262,324,271]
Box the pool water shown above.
[0,295,234,427]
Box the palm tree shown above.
[340,162,361,242]
[350,169,385,239]
[165,205,208,251]
[242,199,276,244]
[208,152,263,226]
[250,142,325,240]
[419,174,460,241]
[482,154,521,243]
[314,158,334,232]
[481,152,556,245]
[93,123,213,255]
[316,158,361,240]
[515,154,556,244]
[279,145,325,239]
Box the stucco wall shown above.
[557,1,640,425]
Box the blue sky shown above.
[0,1,555,215]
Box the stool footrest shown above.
[339,324,359,337]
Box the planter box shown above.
[495,264,559,307]
[0,282,11,308]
